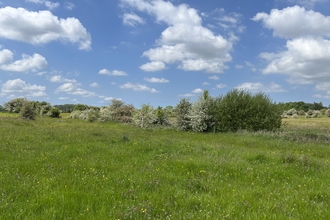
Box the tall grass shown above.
[0,115,330,219]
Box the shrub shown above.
[39,103,52,116]
[155,106,170,125]
[320,108,326,115]
[286,108,297,116]
[70,110,81,119]
[99,107,112,122]
[78,109,99,122]
[292,114,298,118]
[188,90,214,132]
[4,98,27,113]
[19,101,37,120]
[49,107,60,118]
[326,109,330,117]
[175,98,192,131]
[109,100,134,123]
[132,104,157,128]
[298,110,305,116]
[213,89,282,132]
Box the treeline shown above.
[68,89,282,133]
[3,93,329,132]
[276,101,325,112]
[53,104,76,113]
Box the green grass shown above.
[1,115,330,219]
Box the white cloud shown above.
[0,7,91,50]
[235,82,286,93]
[144,77,169,83]
[252,6,330,39]
[98,69,127,76]
[215,11,246,33]
[58,97,69,100]
[279,0,327,8]
[0,53,47,72]
[103,96,122,101]
[209,75,220,80]
[0,49,13,64]
[235,65,244,69]
[26,0,60,10]
[192,88,203,93]
[120,82,159,93]
[90,82,99,87]
[203,82,210,85]
[55,82,96,97]
[215,83,227,89]
[1,78,47,97]
[260,37,330,84]
[121,0,234,73]
[123,12,145,26]
[49,75,76,83]
[139,61,166,72]
[179,93,195,97]
[313,94,330,99]
[255,6,330,90]
[64,1,75,10]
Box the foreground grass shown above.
[1,115,330,219]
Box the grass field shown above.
[1,114,330,219]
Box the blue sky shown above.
[1,0,330,108]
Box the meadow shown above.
[0,113,330,219]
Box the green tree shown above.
[213,89,282,132]
[73,104,89,111]
[155,106,170,125]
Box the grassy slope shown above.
[0,115,330,219]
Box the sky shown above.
[1,0,330,108]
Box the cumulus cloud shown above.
[192,88,203,93]
[55,82,96,97]
[0,78,47,97]
[144,77,169,83]
[254,6,330,95]
[123,12,145,26]
[120,82,159,93]
[49,75,76,83]
[102,96,122,101]
[98,69,127,76]
[0,52,47,72]
[260,37,330,84]
[121,0,234,73]
[139,61,166,72]
[252,6,330,39]
[0,7,91,50]
[235,82,286,93]
[0,49,13,64]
